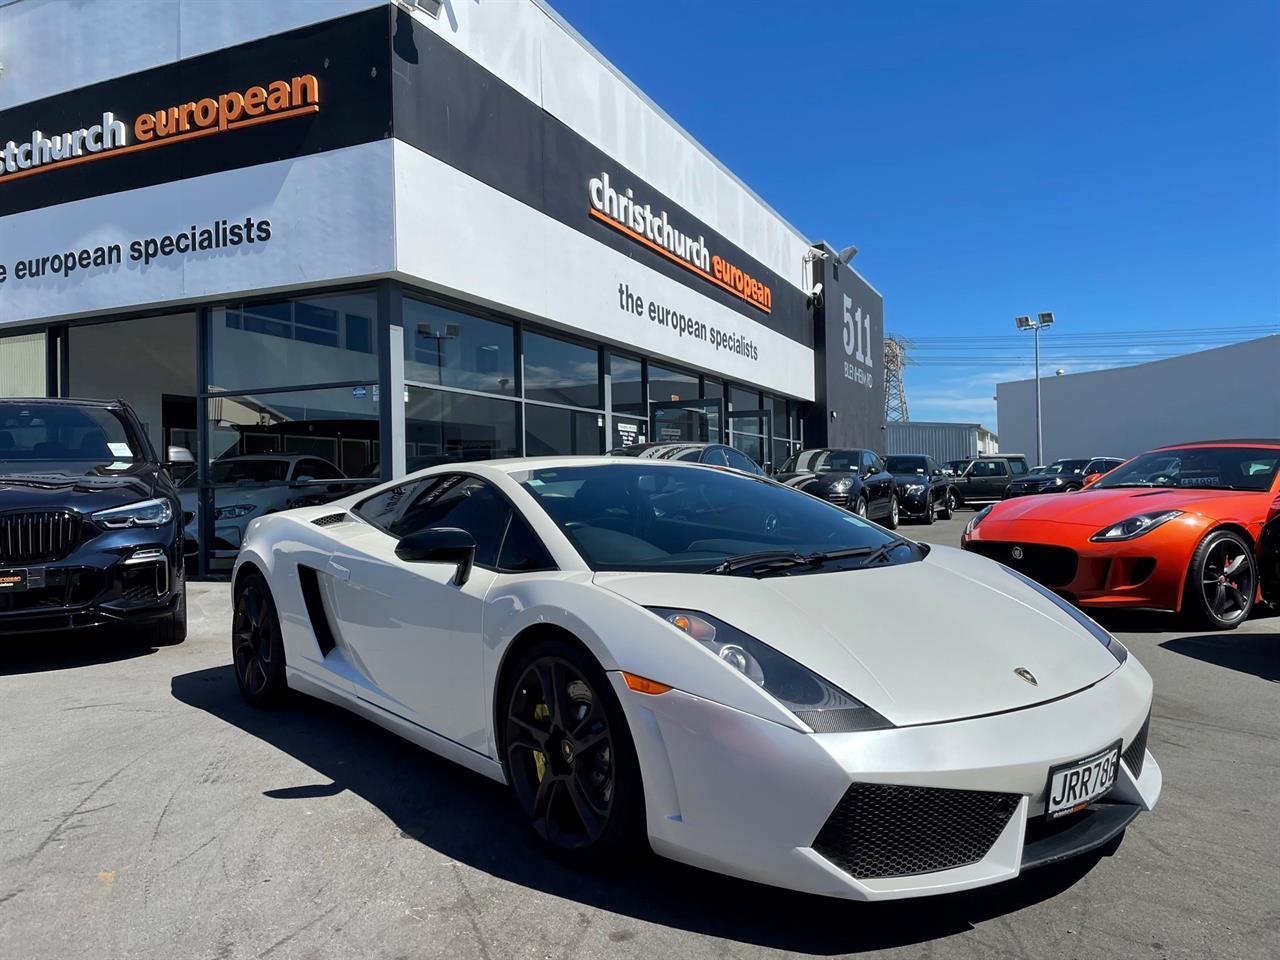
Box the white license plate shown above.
[1045,742,1120,819]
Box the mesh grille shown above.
[311,512,348,527]
[964,541,1078,587]
[813,783,1019,879]
[0,511,82,564]
[1122,713,1150,778]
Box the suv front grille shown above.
[1122,713,1150,778]
[0,511,83,564]
[964,541,1078,587]
[813,782,1020,879]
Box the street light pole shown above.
[1033,322,1042,468]
[1014,312,1055,467]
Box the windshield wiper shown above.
[705,546,878,577]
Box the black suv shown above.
[883,454,957,524]
[775,448,899,527]
[0,398,186,641]
[1005,456,1126,497]
[950,454,1030,508]
[608,442,766,476]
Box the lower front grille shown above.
[1123,713,1150,778]
[827,493,850,507]
[0,511,82,564]
[813,782,1020,879]
[965,541,1078,587]
[0,567,101,614]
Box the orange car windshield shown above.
[1093,446,1279,493]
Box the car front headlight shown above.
[964,504,994,536]
[904,483,925,494]
[1050,477,1065,486]
[1090,510,1182,542]
[650,608,894,732]
[92,498,173,529]
[1001,568,1127,664]
[829,477,853,492]
[214,504,257,521]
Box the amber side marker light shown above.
[622,672,672,695]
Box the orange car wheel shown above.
[1184,529,1256,630]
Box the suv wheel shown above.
[939,490,956,520]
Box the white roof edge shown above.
[530,0,815,250]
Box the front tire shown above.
[148,585,187,645]
[232,571,288,707]
[883,494,900,530]
[939,489,956,520]
[854,496,869,519]
[502,639,645,866]
[1184,530,1256,630]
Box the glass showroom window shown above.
[525,405,604,456]
[405,385,519,466]
[728,385,763,411]
[209,291,378,393]
[194,385,381,570]
[648,363,698,403]
[523,331,601,408]
[404,299,516,395]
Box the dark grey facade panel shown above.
[388,10,812,349]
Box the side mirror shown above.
[395,527,476,585]
[166,445,195,465]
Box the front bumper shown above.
[961,521,1192,611]
[611,659,1159,901]
[898,490,930,516]
[0,530,183,634]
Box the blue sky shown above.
[551,0,1280,424]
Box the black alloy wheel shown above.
[504,641,643,863]
[1186,530,1256,630]
[232,572,288,706]
[940,490,956,520]
[922,491,936,525]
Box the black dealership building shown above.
[0,0,885,573]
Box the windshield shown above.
[1041,459,1089,476]
[0,402,141,474]
[885,456,927,475]
[183,459,291,487]
[782,449,860,474]
[1093,446,1280,492]
[516,463,907,573]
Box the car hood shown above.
[0,462,160,513]
[986,486,1259,526]
[891,473,929,484]
[593,545,1120,727]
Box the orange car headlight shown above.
[1090,510,1183,542]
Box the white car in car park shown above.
[179,454,354,565]
[231,457,1161,900]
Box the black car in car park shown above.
[607,442,766,476]
[774,448,899,527]
[883,454,957,524]
[0,398,187,642]
[950,453,1030,507]
[1005,456,1126,497]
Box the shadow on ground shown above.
[1160,632,1279,682]
[172,664,1111,955]
[0,628,158,677]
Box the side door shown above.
[972,459,1008,500]
[326,475,509,752]
[859,451,886,515]
[926,457,945,510]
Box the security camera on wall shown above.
[808,282,824,309]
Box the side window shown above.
[972,460,1007,477]
[497,512,556,573]
[701,446,730,467]
[1009,459,1028,475]
[299,458,343,481]
[859,451,875,473]
[724,447,759,474]
[355,477,433,533]
[394,476,511,568]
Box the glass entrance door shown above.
[649,399,723,444]
[727,410,773,473]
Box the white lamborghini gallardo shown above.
[231,457,1161,900]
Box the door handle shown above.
[327,559,351,582]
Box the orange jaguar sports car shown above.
[961,440,1280,629]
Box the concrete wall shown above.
[996,335,1280,462]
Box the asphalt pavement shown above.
[1,514,1277,960]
